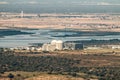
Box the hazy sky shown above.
[0,0,120,5]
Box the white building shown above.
[42,40,63,51]
[21,11,24,18]
[56,40,63,50]
[42,43,48,51]
[47,44,56,51]
[51,40,57,45]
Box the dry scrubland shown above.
[0,13,120,31]
[0,49,120,80]
[25,74,84,80]
[1,71,85,80]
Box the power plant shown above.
[64,42,83,50]
[42,40,63,51]
[42,40,83,51]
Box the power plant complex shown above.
[0,40,83,52]
[42,40,63,51]
[42,40,83,51]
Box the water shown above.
[0,4,120,13]
[1,4,120,47]
[0,29,120,48]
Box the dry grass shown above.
[0,13,120,32]
[25,74,84,80]
[84,48,120,55]
[1,71,85,80]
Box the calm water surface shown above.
[0,29,120,48]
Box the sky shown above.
[0,0,120,5]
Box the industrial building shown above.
[42,43,56,51]
[63,42,83,50]
[42,40,63,51]
[42,40,83,51]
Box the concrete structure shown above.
[42,40,63,51]
[42,44,48,51]
[47,44,56,51]
[56,40,63,50]
[64,42,83,50]
[86,47,101,50]
[42,41,84,51]
[42,43,56,51]
[51,40,57,45]
[108,45,120,49]
[21,11,24,18]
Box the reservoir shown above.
[0,29,120,48]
